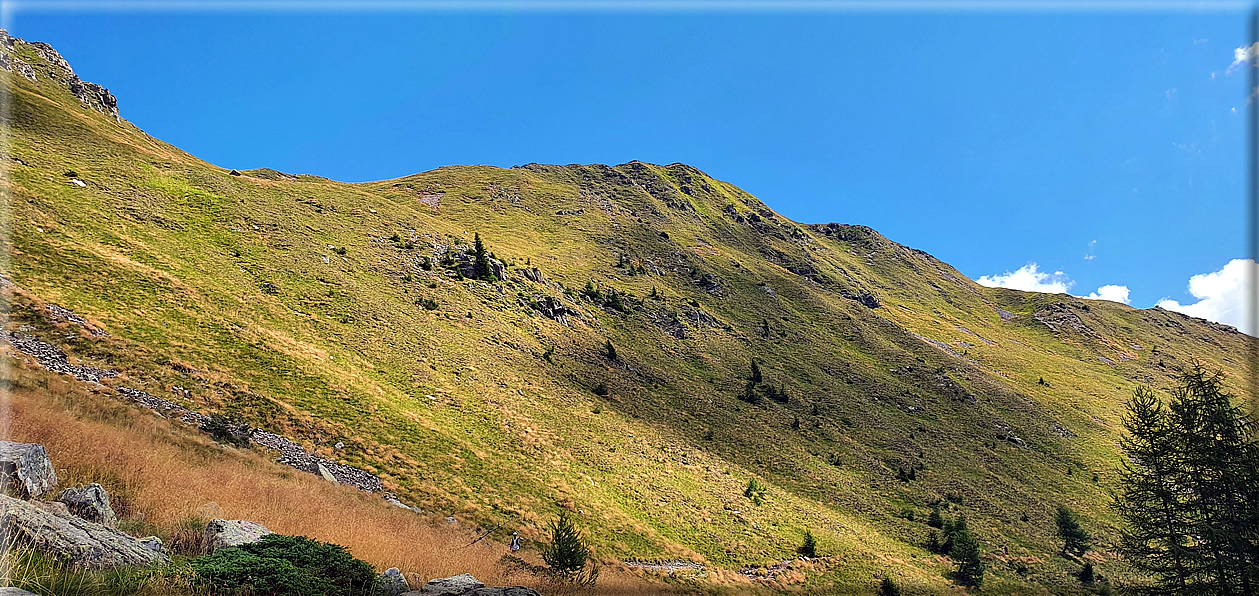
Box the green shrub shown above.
[191,534,383,596]
[878,576,902,596]
[744,478,767,506]
[797,529,817,557]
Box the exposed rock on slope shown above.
[0,442,58,499]
[0,29,119,120]
[0,494,170,569]
[58,483,118,528]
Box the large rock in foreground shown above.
[58,483,117,528]
[405,573,540,596]
[0,494,169,569]
[204,518,272,553]
[0,441,58,499]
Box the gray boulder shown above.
[0,587,42,596]
[0,441,58,499]
[417,573,483,595]
[138,535,166,555]
[469,589,541,596]
[379,567,410,594]
[0,494,169,569]
[58,483,117,528]
[204,519,272,552]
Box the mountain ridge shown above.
[3,29,1255,594]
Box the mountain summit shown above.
[3,32,1253,593]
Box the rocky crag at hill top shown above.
[2,28,1254,593]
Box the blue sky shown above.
[9,6,1257,333]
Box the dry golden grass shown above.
[0,357,682,595]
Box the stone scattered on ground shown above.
[204,518,272,553]
[383,492,423,514]
[3,332,118,383]
[58,483,117,528]
[379,567,410,594]
[3,302,386,494]
[0,494,170,569]
[0,441,58,499]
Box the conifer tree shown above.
[1115,385,1191,592]
[927,505,944,529]
[797,529,818,557]
[472,233,493,280]
[1115,366,1259,595]
[949,515,984,588]
[1166,365,1259,595]
[1055,505,1091,556]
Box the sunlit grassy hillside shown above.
[3,33,1253,594]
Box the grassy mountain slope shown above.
[3,33,1254,594]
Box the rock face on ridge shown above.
[0,28,119,120]
[0,494,170,569]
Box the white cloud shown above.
[1228,41,1259,74]
[1156,259,1256,336]
[1084,240,1097,261]
[1085,285,1131,304]
[976,263,1073,294]
[1194,38,1209,45]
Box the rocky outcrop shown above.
[490,259,509,282]
[527,295,579,326]
[520,268,545,284]
[0,441,58,499]
[0,494,170,569]
[0,30,120,120]
[204,519,272,553]
[58,483,117,528]
[840,290,880,309]
[1033,301,1097,337]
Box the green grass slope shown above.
[3,33,1254,594]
